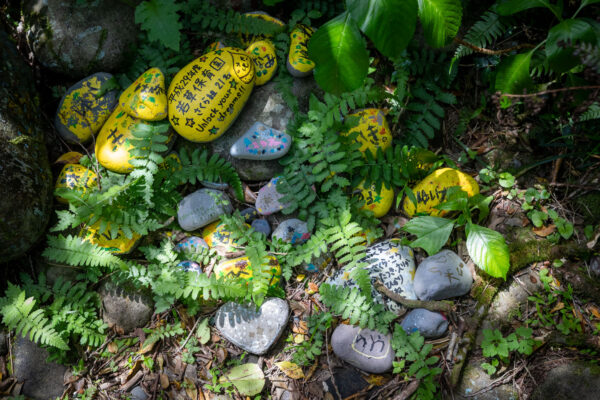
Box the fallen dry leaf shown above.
[184,377,198,400]
[588,305,600,320]
[533,224,556,237]
[107,341,118,354]
[138,340,155,355]
[550,302,565,313]
[244,185,257,203]
[276,361,305,379]
[160,373,170,389]
[365,374,390,386]
[306,282,319,294]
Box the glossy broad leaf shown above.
[546,19,596,73]
[466,223,510,279]
[403,216,455,256]
[495,51,533,94]
[417,0,463,48]
[347,0,418,59]
[308,12,369,95]
[219,363,265,396]
[497,0,561,17]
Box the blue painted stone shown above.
[272,219,310,244]
[240,207,259,222]
[400,308,448,338]
[256,177,289,215]
[177,261,202,274]
[251,219,271,236]
[176,236,209,253]
[230,121,291,161]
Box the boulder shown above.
[99,281,153,333]
[531,361,600,400]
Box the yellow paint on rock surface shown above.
[95,106,140,173]
[159,152,182,172]
[403,168,480,216]
[288,25,315,74]
[54,151,84,164]
[214,255,281,286]
[246,40,277,86]
[167,48,255,142]
[206,41,226,53]
[119,68,167,121]
[356,181,394,218]
[54,164,97,204]
[343,109,391,155]
[80,220,141,254]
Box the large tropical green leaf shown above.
[497,0,562,19]
[546,19,596,73]
[466,223,510,279]
[308,12,369,95]
[417,0,463,48]
[403,216,455,256]
[219,363,265,396]
[347,0,418,59]
[494,51,533,94]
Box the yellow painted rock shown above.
[159,152,182,172]
[343,109,392,156]
[355,181,394,218]
[202,221,249,254]
[246,40,277,86]
[167,48,255,142]
[119,68,167,121]
[54,151,84,164]
[80,220,141,254]
[240,12,285,45]
[95,106,140,173]
[287,25,315,77]
[55,72,118,143]
[54,164,98,204]
[214,255,281,286]
[403,168,480,216]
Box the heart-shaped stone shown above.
[215,298,289,355]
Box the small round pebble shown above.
[252,219,271,236]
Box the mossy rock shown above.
[574,191,600,224]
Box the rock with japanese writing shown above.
[256,176,289,215]
[55,72,118,143]
[251,219,271,236]
[119,67,167,121]
[177,189,233,231]
[54,163,98,204]
[202,221,248,255]
[403,168,480,217]
[400,309,448,338]
[331,324,394,374]
[272,219,310,244]
[214,255,282,286]
[246,40,277,86]
[355,181,394,218]
[240,207,259,222]
[95,106,140,173]
[413,250,473,300]
[177,260,202,274]
[215,297,289,355]
[240,12,286,46]
[230,121,291,160]
[287,25,315,77]
[167,47,255,142]
[79,220,141,254]
[327,239,417,312]
[175,236,209,253]
[342,109,391,156]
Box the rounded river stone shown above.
[413,249,473,300]
[177,189,233,231]
[331,324,394,374]
[400,308,448,338]
[251,219,271,236]
[272,218,310,244]
[255,176,288,215]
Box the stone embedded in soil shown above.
[215,297,289,355]
[255,176,289,215]
[230,121,291,160]
[413,249,473,300]
[272,218,310,244]
[287,24,315,77]
[119,67,168,121]
[326,239,417,313]
[246,40,278,86]
[177,189,233,231]
[400,308,448,338]
[331,324,394,374]
[454,361,518,400]
[176,236,209,253]
[531,361,600,400]
[251,218,271,236]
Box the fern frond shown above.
[43,235,124,270]
[191,2,286,36]
[454,10,509,60]
[579,102,600,122]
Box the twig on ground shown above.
[325,328,342,400]
[393,379,421,400]
[374,279,454,313]
[453,37,535,55]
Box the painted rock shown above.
[54,151,84,164]
[343,109,391,156]
[160,152,182,172]
[326,239,417,312]
[256,176,288,215]
[54,164,97,204]
[175,236,209,253]
[413,250,472,300]
[214,255,281,286]
[215,297,289,355]
[251,219,271,236]
[177,260,202,274]
[400,309,448,338]
[177,189,233,231]
[206,41,226,53]
[240,12,285,46]
[272,219,310,244]
[230,121,291,160]
[246,40,277,86]
[403,168,479,217]
[167,48,255,142]
[355,181,394,218]
[331,324,394,374]
[240,207,259,222]
[79,221,141,254]
[202,221,247,254]
[55,72,118,143]
[95,106,139,173]
[287,25,315,77]
[119,67,167,121]
[303,253,332,273]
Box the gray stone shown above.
[331,324,394,374]
[54,72,119,143]
[0,331,7,356]
[177,189,233,231]
[590,256,600,278]
[0,31,53,263]
[400,309,448,338]
[240,207,259,222]
[252,219,271,236]
[326,239,417,313]
[531,361,600,400]
[215,297,289,355]
[13,337,67,399]
[255,177,289,215]
[230,121,292,160]
[201,180,229,190]
[130,386,148,400]
[272,218,310,244]
[99,281,153,333]
[24,0,137,77]
[413,250,473,300]
[210,79,317,181]
[176,236,209,253]
[454,361,518,400]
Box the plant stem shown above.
[453,37,536,55]
[374,279,454,313]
